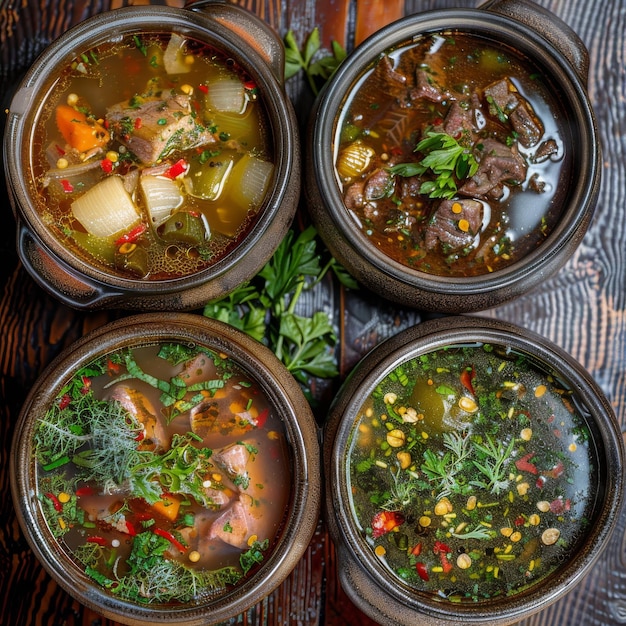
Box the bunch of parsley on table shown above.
[203,226,357,402]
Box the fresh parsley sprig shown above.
[284,27,346,95]
[389,131,479,199]
[203,227,357,400]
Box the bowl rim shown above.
[324,315,624,625]
[308,7,601,297]
[10,312,320,625]
[4,5,299,298]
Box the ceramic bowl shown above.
[4,3,299,310]
[324,315,623,625]
[11,313,320,626]
[305,0,601,313]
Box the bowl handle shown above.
[186,0,285,85]
[480,0,589,83]
[17,222,123,310]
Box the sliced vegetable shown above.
[207,77,246,114]
[140,175,183,226]
[115,243,148,277]
[56,104,110,152]
[336,140,375,180]
[185,155,234,201]
[71,176,140,238]
[152,493,181,521]
[162,33,191,75]
[159,211,208,245]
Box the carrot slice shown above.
[55,104,110,152]
[151,493,181,521]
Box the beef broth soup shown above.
[347,343,598,602]
[28,32,274,280]
[335,31,571,277]
[33,342,291,605]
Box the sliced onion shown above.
[163,33,191,75]
[207,78,246,114]
[140,175,183,227]
[72,175,139,238]
[229,154,274,209]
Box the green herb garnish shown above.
[284,28,346,95]
[389,131,479,199]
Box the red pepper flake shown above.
[515,452,538,475]
[75,486,94,497]
[54,144,66,156]
[58,393,72,410]
[100,158,113,173]
[134,117,142,129]
[60,179,74,193]
[135,429,145,442]
[460,367,476,395]
[514,515,525,527]
[411,543,422,557]
[154,528,187,553]
[163,158,189,179]
[115,223,147,246]
[197,83,208,94]
[547,461,564,479]
[45,493,63,512]
[371,511,405,538]
[80,376,92,395]
[125,521,137,536]
[107,358,122,376]
[87,536,107,546]
[536,475,546,489]
[433,540,451,555]
[416,562,430,581]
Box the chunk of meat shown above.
[483,78,544,147]
[532,138,559,163]
[208,500,253,549]
[189,398,257,438]
[106,94,217,164]
[459,138,527,199]
[411,69,448,103]
[106,384,167,451]
[213,442,251,478]
[364,168,393,201]
[424,199,484,253]
[440,101,475,140]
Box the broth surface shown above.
[34,342,291,605]
[335,31,571,276]
[347,343,598,602]
[28,32,274,280]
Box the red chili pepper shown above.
[411,543,423,557]
[54,144,66,156]
[80,375,91,395]
[45,493,63,512]
[135,429,145,442]
[163,158,188,179]
[515,452,538,475]
[371,511,405,538]
[198,83,208,94]
[536,475,546,489]
[134,117,142,129]
[514,515,525,527]
[154,528,187,553]
[125,521,137,536]
[115,223,147,246]
[60,179,74,193]
[100,158,113,173]
[433,540,451,554]
[460,367,476,395]
[75,486,94,497]
[87,536,107,546]
[256,408,269,428]
[58,393,72,410]
[547,461,564,479]
[416,562,430,581]
[439,552,453,574]
[107,358,122,376]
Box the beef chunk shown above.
[424,198,484,253]
[533,138,559,163]
[459,138,527,199]
[411,69,448,103]
[106,94,217,164]
[208,500,251,549]
[440,101,476,139]
[483,78,544,147]
[364,168,393,200]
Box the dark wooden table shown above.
[1,0,625,624]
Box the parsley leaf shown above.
[284,28,346,95]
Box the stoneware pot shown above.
[305,0,601,313]
[11,313,320,626]
[4,1,300,310]
[324,315,623,625]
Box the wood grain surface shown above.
[1,0,625,625]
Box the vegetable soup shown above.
[335,31,571,277]
[347,343,598,602]
[33,342,291,605]
[27,31,274,280]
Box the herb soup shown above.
[28,31,274,280]
[33,342,291,605]
[335,31,571,277]
[347,343,598,602]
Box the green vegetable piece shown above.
[159,211,207,245]
[115,243,148,277]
